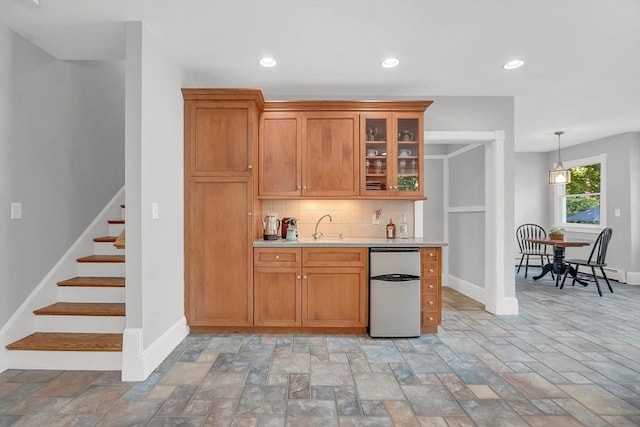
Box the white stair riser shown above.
[58,286,125,303]
[78,262,125,277]
[94,241,125,256]
[8,350,122,371]
[36,316,125,333]
[109,223,125,235]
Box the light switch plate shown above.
[615,209,621,217]
[152,202,159,219]
[11,202,22,219]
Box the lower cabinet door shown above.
[254,268,301,326]
[302,267,367,327]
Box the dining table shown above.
[526,238,591,287]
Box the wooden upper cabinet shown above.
[183,89,264,177]
[361,112,425,199]
[259,112,302,197]
[302,112,360,197]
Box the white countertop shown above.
[253,237,447,248]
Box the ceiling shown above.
[1,0,639,152]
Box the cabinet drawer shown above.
[421,310,439,327]
[302,247,367,267]
[422,262,440,279]
[421,294,438,309]
[254,248,302,267]
[422,279,439,295]
[421,248,440,262]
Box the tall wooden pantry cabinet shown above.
[183,89,264,327]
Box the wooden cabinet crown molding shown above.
[264,100,432,112]
[182,88,265,108]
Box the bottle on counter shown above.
[386,218,396,239]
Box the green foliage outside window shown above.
[565,163,601,223]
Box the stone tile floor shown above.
[1,273,639,426]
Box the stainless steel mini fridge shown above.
[369,248,421,338]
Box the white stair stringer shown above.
[7,350,122,371]
[35,316,126,333]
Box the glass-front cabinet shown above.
[361,112,423,198]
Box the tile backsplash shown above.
[261,200,416,239]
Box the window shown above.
[554,154,606,231]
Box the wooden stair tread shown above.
[6,333,122,351]
[76,255,125,263]
[34,302,125,317]
[108,219,125,224]
[58,277,125,287]
[93,236,117,243]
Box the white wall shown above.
[514,152,550,262]
[122,22,186,381]
[0,24,124,327]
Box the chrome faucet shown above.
[313,214,332,239]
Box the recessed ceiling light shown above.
[381,58,400,68]
[503,59,524,70]
[259,57,277,68]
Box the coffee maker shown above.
[262,214,281,240]
[281,217,298,239]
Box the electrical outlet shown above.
[11,202,22,219]
[615,209,621,217]
[152,202,159,219]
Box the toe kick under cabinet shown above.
[253,247,368,331]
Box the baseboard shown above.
[447,275,486,306]
[626,272,640,286]
[122,316,189,382]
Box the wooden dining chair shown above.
[516,224,553,279]
[561,227,613,296]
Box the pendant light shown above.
[549,131,571,184]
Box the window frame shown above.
[553,154,607,234]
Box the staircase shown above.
[5,205,126,370]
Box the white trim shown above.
[0,187,125,373]
[418,130,516,315]
[446,143,483,159]
[447,275,486,305]
[448,206,486,213]
[7,350,121,371]
[627,272,640,286]
[425,131,497,142]
[424,154,447,160]
[121,316,189,381]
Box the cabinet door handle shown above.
[428,316,434,321]
[429,252,434,257]
[248,212,252,216]
[248,164,253,170]
[429,269,434,273]
[303,275,307,279]
[428,301,434,306]
[302,186,307,191]
[275,255,280,259]
[428,284,434,289]
[297,185,301,190]
[297,275,301,279]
